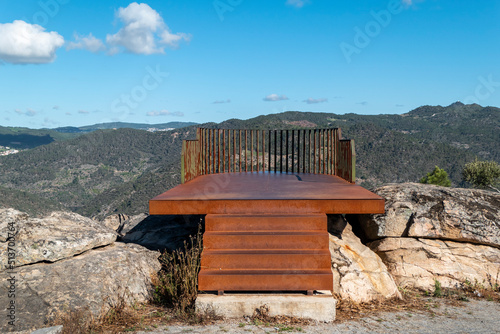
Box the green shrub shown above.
[462,158,500,193]
[154,227,203,314]
[420,166,451,187]
[433,279,442,297]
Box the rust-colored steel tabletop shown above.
[150,172,384,215]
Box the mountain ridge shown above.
[0,103,498,219]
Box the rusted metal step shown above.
[201,249,332,270]
[198,213,333,292]
[203,231,328,250]
[205,214,327,231]
[198,269,333,291]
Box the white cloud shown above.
[106,2,191,55]
[78,110,90,114]
[14,109,23,114]
[212,99,231,104]
[304,98,328,104]
[53,105,60,110]
[67,33,106,53]
[0,20,64,64]
[26,109,37,116]
[65,112,72,115]
[263,94,289,102]
[146,110,184,117]
[286,0,310,8]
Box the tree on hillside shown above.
[462,158,500,193]
[420,166,451,187]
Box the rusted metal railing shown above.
[181,128,356,184]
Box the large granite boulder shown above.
[329,220,401,302]
[102,213,130,231]
[370,237,500,290]
[353,183,500,248]
[0,209,161,332]
[0,209,117,270]
[0,243,161,332]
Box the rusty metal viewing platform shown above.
[150,128,384,293]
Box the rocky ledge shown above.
[350,183,500,291]
[0,209,160,332]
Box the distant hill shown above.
[54,121,198,133]
[0,122,198,149]
[0,126,78,149]
[0,103,498,219]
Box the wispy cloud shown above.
[146,110,184,117]
[52,105,60,110]
[357,101,368,106]
[14,108,37,116]
[304,98,328,104]
[78,110,90,114]
[26,109,37,116]
[67,33,106,53]
[0,20,64,64]
[286,0,310,8]
[212,99,231,104]
[106,2,191,55]
[263,94,289,102]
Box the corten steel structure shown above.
[150,128,385,294]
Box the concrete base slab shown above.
[195,291,336,322]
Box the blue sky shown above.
[1,0,499,128]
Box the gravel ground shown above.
[134,299,500,334]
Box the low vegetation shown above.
[153,226,203,316]
[419,166,451,187]
[462,158,500,193]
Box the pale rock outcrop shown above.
[329,223,401,302]
[355,183,500,292]
[370,237,500,290]
[0,243,160,332]
[102,213,130,231]
[0,209,117,270]
[354,183,500,248]
[0,208,29,242]
[102,213,148,236]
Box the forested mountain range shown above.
[0,121,197,149]
[0,102,498,219]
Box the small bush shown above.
[433,279,442,297]
[462,158,500,193]
[420,166,451,187]
[154,226,203,315]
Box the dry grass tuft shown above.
[249,304,312,327]
[153,225,203,316]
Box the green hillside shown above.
[0,103,498,218]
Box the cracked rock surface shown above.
[369,237,500,290]
[353,183,500,248]
[0,209,161,332]
[0,209,117,270]
[352,183,500,291]
[329,223,401,302]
